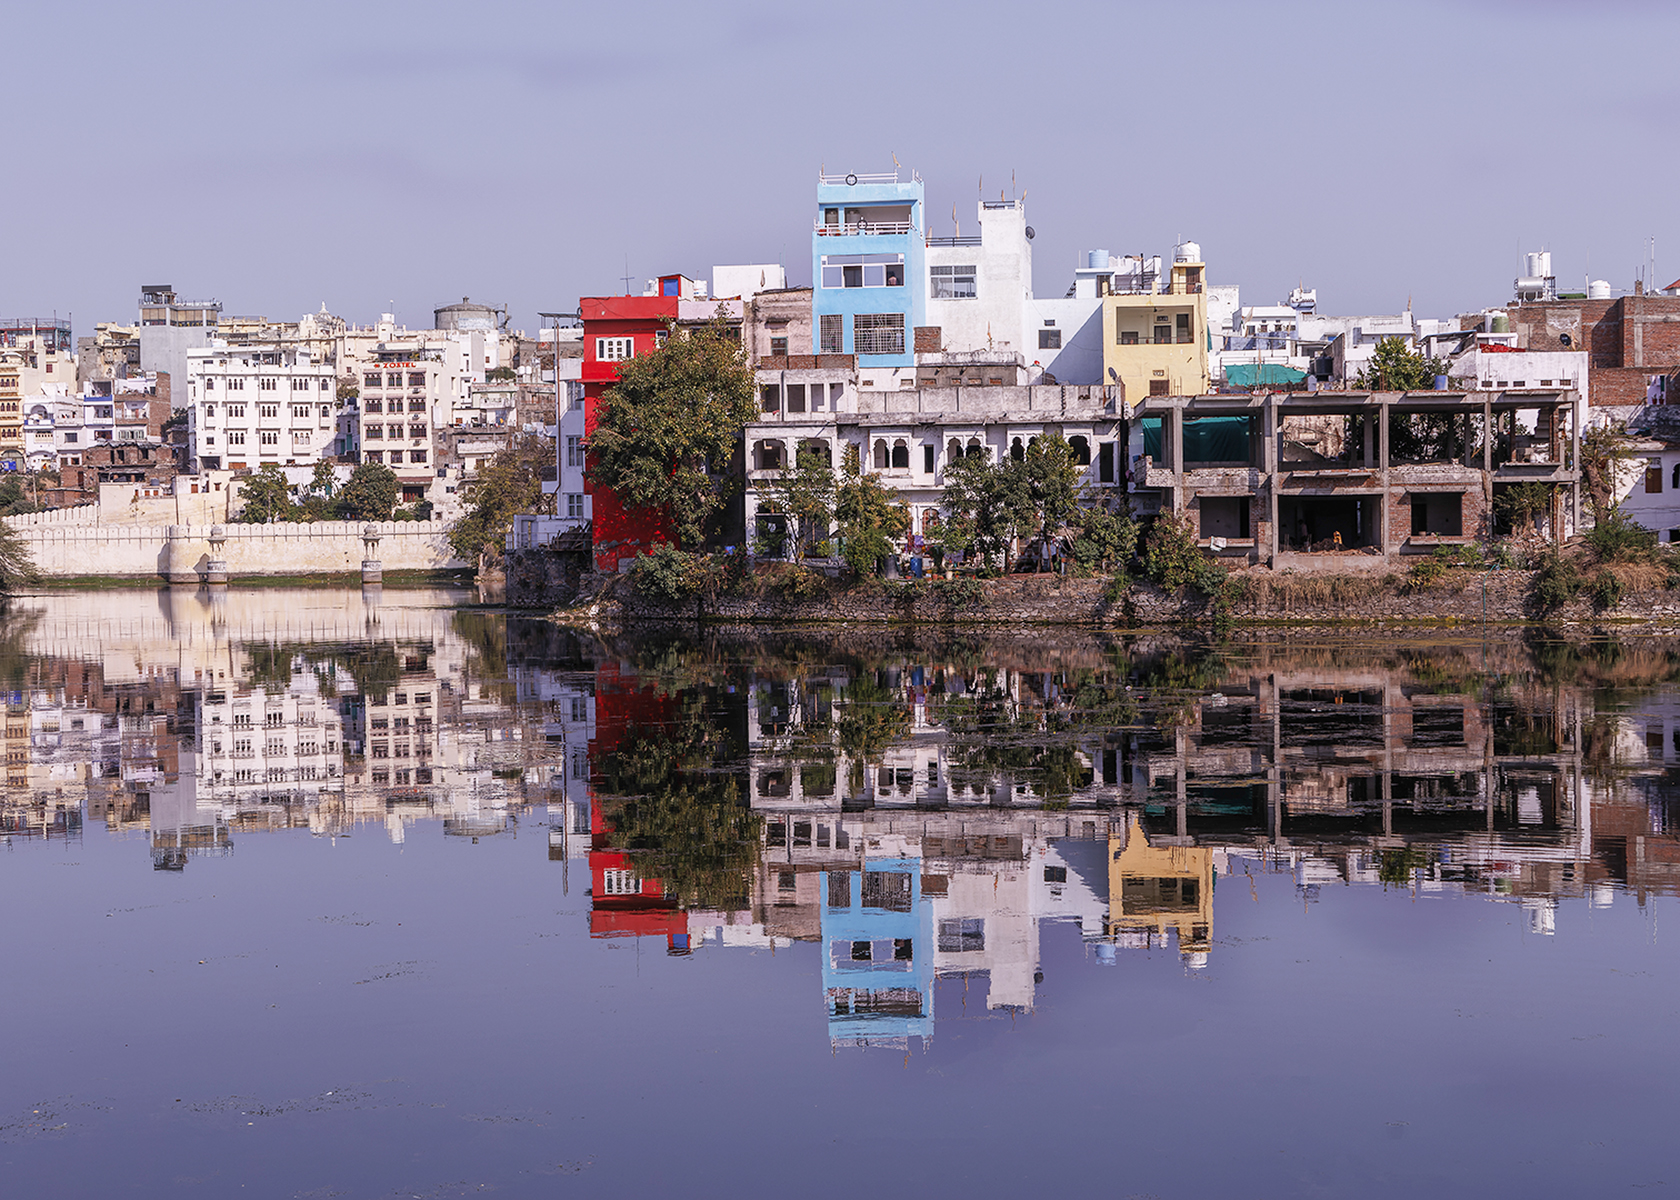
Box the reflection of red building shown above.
[580,277,695,572]
[586,658,690,951]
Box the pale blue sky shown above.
[4,0,1675,333]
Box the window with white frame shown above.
[930,264,978,299]
[260,431,277,446]
[602,869,639,895]
[567,435,585,467]
[567,492,584,519]
[820,253,905,288]
[596,337,635,362]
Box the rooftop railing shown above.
[818,169,919,186]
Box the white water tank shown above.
[1085,249,1110,270]
[1525,251,1552,279]
[1175,240,1202,263]
[1589,279,1612,300]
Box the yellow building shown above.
[1107,815,1215,964]
[0,352,20,455]
[1102,255,1210,401]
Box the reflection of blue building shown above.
[811,170,924,369]
[820,856,934,1050]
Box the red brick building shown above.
[1506,288,1680,407]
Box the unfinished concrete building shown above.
[1130,388,1580,567]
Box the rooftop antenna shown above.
[620,256,633,295]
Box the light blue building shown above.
[819,855,934,1049]
[811,169,924,370]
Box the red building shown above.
[579,276,700,572]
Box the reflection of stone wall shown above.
[613,571,1680,628]
[12,521,467,580]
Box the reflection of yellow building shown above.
[1102,256,1209,401]
[1107,816,1214,964]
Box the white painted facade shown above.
[185,346,339,471]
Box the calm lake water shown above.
[4,588,1680,1198]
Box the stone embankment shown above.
[529,565,1680,631]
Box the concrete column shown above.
[1377,400,1390,553]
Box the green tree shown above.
[1357,336,1444,391]
[236,464,295,523]
[585,318,756,549]
[1071,501,1138,575]
[448,434,554,572]
[1494,481,1555,534]
[335,461,398,521]
[0,522,40,595]
[1021,435,1084,569]
[833,445,910,576]
[757,444,835,562]
[1580,421,1636,521]
[939,451,1030,571]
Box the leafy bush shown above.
[1585,507,1657,564]
[631,543,707,604]
[1591,568,1625,610]
[1533,551,1582,611]
[1143,513,1226,596]
[933,576,985,608]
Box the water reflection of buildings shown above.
[13,604,1680,1050]
[0,590,597,866]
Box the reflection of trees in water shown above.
[0,604,43,689]
[598,692,759,913]
[240,640,408,702]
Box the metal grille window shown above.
[853,313,906,356]
[1039,328,1062,349]
[930,264,977,299]
[602,869,639,895]
[596,337,635,362]
[937,917,985,953]
[819,314,843,354]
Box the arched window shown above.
[966,439,984,460]
[755,439,784,471]
[922,508,941,534]
[1069,435,1091,466]
[799,439,832,468]
[947,438,962,463]
[891,439,909,470]
[1010,437,1025,462]
[1671,461,1678,490]
[873,439,888,469]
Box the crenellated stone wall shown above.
[6,519,468,581]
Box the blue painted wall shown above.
[811,176,924,369]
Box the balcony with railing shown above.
[814,219,916,237]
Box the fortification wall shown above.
[6,519,467,580]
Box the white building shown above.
[185,346,339,472]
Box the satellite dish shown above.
[1107,367,1119,382]
[1025,226,1035,240]
[1560,332,1572,347]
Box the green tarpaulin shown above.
[1225,363,1308,387]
